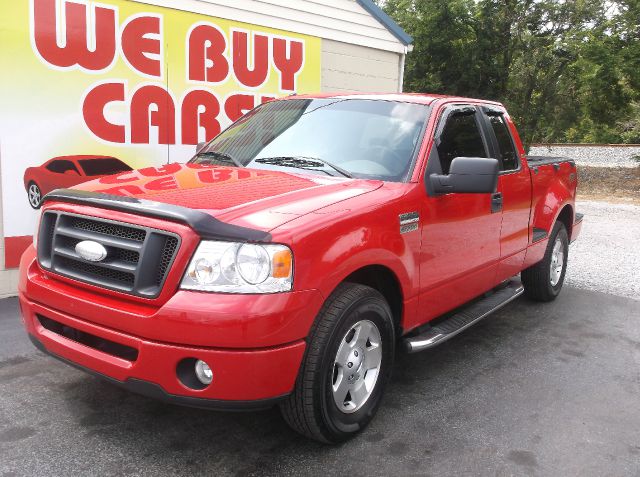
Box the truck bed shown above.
[527,155,575,167]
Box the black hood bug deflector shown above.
[44,189,272,242]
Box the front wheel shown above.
[521,221,569,302]
[280,283,395,443]
[27,182,43,209]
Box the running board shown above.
[403,280,524,353]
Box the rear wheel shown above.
[522,221,569,301]
[280,283,395,443]
[27,182,42,209]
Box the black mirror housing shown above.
[430,157,498,194]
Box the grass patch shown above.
[577,165,640,203]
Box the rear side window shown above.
[488,115,518,171]
[437,112,487,174]
[46,160,79,174]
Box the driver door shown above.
[418,105,502,321]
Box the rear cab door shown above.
[479,106,532,282]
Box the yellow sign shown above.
[0,0,321,266]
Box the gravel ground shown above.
[565,200,640,301]
[529,145,640,168]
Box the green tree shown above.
[380,0,640,147]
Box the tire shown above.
[27,182,43,209]
[280,283,395,443]
[521,221,569,302]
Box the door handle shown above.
[491,192,503,213]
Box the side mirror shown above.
[430,157,498,194]
[64,169,79,176]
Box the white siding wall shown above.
[321,39,402,93]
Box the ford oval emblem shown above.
[75,240,108,262]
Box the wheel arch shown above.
[24,174,37,191]
[338,264,405,336]
[555,203,574,238]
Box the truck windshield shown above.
[191,99,429,182]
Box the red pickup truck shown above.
[19,93,582,443]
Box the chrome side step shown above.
[403,280,524,353]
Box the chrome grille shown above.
[37,211,180,298]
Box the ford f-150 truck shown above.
[19,93,583,443]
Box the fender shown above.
[525,197,574,269]
[530,171,574,237]
[272,186,421,334]
[291,243,414,338]
[314,247,411,303]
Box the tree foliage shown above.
[380,0,640,147]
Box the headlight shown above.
[181,241,293,293]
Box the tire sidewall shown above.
[317,293,395,441]
[546,223,569,297]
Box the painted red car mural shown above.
[23,155,133,208]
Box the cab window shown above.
[488,114,518,171]
[437,111,487,174]
[46,160,80,175]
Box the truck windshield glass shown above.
[191,99,429,181]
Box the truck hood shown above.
[72,163,383,231]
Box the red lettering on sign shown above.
[131,85,175,144]
[82,82,278,146]
[182,90,221,145]
[232,31,269,88]
[121,15,162,78]
[272,38,304,91]
[32,0,116,71]
[187,24,229,83]
[225,93,255,122]
[82,82,126,143]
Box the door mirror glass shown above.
[430,157,498,194]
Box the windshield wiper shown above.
[255,156,353,178]
[194,150,244,168]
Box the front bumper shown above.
[27,334,286,410]
[18,246,323,405]
[20,293,306,404]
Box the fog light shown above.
[194,359,213,385]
